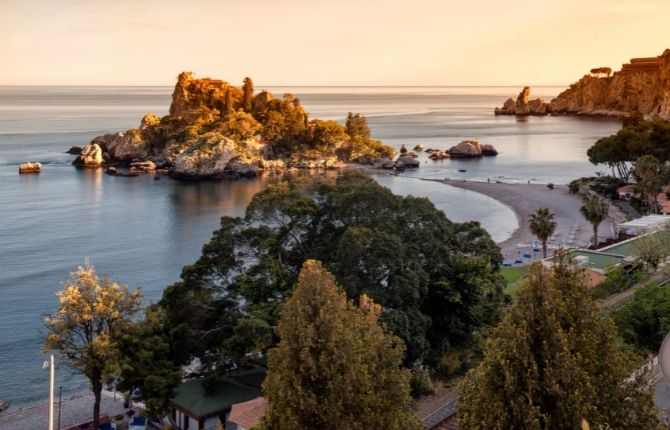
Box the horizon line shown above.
[0,84,570,88]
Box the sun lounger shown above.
[129,416,147,430]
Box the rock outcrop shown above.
[74,72,395,179]
[74,144,104,167]
[448,139,498,158]
[19,162,41,174]
[495,49,670,118]
[549,49,670,117]
[495,87,550,115]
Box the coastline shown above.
[424,179,610,261]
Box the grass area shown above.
[501,266,530,294]
[601,230,670,257]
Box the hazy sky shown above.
[2,0,669,86]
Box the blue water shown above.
[0,86,620,409]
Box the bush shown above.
[589,175,626,200]
[591,265,647,299]
[409,366,434,397]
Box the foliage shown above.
[261,260,421,430]
[587,118,670,181]
[409,365,434,397]
[458,259,658,430]
[44,263,143,429]
[634,231,670,271]
[500,265,531,294]
[589,67,612,77]
[242,77,254,113]
[212,111,262,141]
[160,172,506,369]
[634,154,669,213]
[529,208,557,258]
[115,305,182,421]
[591,265,647,300]
[580,194,608,247]
[614,282,670,353]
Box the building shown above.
[657,186,670,215]
[617,184,638,200]
[226,397,267,430]
[170,366,265,430]
[616,215,670,236]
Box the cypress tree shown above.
[261,260,420,430]
[458,258,658,429]
[242,77,254,113]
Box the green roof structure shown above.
[171,367,265,420]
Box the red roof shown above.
[618,184,638,194]
[228,397,267,429]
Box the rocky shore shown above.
[495,48,670,118]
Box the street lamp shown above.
[42,355,54,430]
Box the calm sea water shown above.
[0,86,620,409]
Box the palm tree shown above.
[529,208,557,258]
[580,194,608,248]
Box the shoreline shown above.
[424,178,610,261]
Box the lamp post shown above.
[43,355,55,430]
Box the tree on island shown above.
[579,194,608,248]
[529,207,557,258]
[44,263,142,430]
[458,258,658,430]
[160,172,505,370]
[590,67,612,78]
[242,77,254,113]
[261,260,420,430]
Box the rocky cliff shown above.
[495,49,670,118]
[75,72,394,179]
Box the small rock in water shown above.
[19,162,41,174]
[458,169,467,173]
[0,400,10,413]
[65,146,82,155]
[154,176,160,180]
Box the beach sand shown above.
[0,390,128,430]
[431,180,614,262]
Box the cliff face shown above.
[550,49,670,118]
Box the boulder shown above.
[448,139,484,158]
[400,144,408,154]
[92,130,149,162]
[494,87,550,115]
[405,151,418,158]
[482,144,498,156]
[74,144,104,166]
[397,156,420,168]
[106,167,117,175]
[429,151,449,160]
[258,159,286,171]
[0,400,9,413]
[65,146,82,154]
[413,144,424,151]
[130,160,156,173]
[172,133,240,179]
[18,162,41,174]
[380,160,395,170]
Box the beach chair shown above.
[128,416,147,430]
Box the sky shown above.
[1,0,670,86]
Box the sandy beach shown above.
[429,179,614,262]
[0,390,129,430]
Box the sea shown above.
[0,85,620,410]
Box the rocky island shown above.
[495,48,670,118]
[72,73,395,179]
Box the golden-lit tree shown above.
[242,77,254,113]
[44,263,142,429]
[261,260,420,430]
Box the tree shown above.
[261,260,420,430]
[44,263,142,429]
[242,77,254,113]
[115,305,182,424]
[459,259,658,430]
[225,87,235,115]
[160,172,505,368]
[579,194,609,248]
[529,207,557,258]
[634,232,670,271]
[634,154,667,213]
[614,282,670,353]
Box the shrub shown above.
[591,265,647,299]
[409,366,434,397]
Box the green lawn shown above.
[501,266,530,294]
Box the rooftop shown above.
[228,397,268,429]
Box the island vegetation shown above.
[73,73,395,179]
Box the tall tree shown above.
[44,263,142,429]
[242,77,254,113]
[261,260,420,430]
[458,259,658,430]
[225,87,235,115]
[634,154,667,213]
[529,207,557,258]
[115,305,182,424]
[579,194,608,248]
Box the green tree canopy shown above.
[579,194,609,247]
[160,172,505,369]
[44,263,143,429]
[529,207,557,258]
[261,260,420,430]
[634,154,669,213]
[614,282,670,353]
[459,259,658,430]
